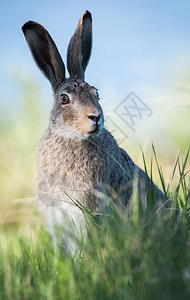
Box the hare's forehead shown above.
[58,81,95,96]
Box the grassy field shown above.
[0,79,190,299]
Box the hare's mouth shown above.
[88,127,101,136]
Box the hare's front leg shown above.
[37,199,87,255]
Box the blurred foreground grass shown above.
[0,78,190,299]
[0,168,190,299]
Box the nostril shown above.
[88,115,98,123]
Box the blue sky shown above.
[1,0,190,148]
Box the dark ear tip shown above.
[22,21,43,34]
[22,21,34,33]
[82,10,92,20]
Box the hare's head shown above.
[22,11,103,139]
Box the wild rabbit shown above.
[22,10,165,252]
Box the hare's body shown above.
[37,125,163,211]
[22,11,164,252]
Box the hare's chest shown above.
[57,147,106,189]
[37,138,109,192]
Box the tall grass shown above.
[0,148,189,300]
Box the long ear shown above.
[22,21,65,91]
[67,10,92,80]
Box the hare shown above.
[22,11,165,252]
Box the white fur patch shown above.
[38,199,87,254]
[53,124,82,140]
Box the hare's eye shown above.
[96,90,100,100]
[61,94,70,105]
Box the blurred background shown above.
[0,0,190,223]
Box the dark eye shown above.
[61,94,70,105]
[96,90,100,100]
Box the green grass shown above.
[0,149,190,300]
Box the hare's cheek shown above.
[61,109,75,125]
[75,118,94,135]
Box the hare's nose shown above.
[88,113,101,123]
